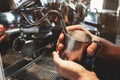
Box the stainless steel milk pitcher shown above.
[60,30,92,63]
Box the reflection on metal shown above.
[0,54,5,80]
[0,12,20,27]
[16,57,61,80]
[116,5,120,45]
[4,44,53,79]
[12,37,25,53]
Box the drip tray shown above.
[16,57,64,80]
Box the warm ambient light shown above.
[90,0,104,10]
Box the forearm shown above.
[97,36,120,64]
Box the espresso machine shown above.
[0,0,102,80]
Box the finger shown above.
[58,33,64,43]
[66,25,83,31]
[66,25,93,35]
[56,43,64,51]
[0,24,4,28]
[87,42,97,56]
[66,25,86,31]
[52,51,62,64]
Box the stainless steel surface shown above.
[60,30,92,62]
[1,35,54,78]
[16,57,62,80]
[0,54,5,80]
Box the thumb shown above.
[52,51,63,64]
[87,42,97,56]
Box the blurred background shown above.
[0,0,119,80]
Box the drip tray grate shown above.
[16,57,64,80]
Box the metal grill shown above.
[16,57,64,80]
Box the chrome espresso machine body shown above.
[0,0,102,80]
[0,0,57,79]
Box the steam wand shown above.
[21,10,68,33]
[12,10,68,53]
[39,10,68,33]
[59,17,68,34]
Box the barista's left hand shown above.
[56,25,98,56]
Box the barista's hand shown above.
[0,24,6,42]
[52,51,99,80]
[56,25,99,56]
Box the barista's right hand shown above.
[0,24,6,42]
[56,25,99,57]
[52,51,99,80]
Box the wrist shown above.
[78,70,99,80]
[96,36,120,63]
